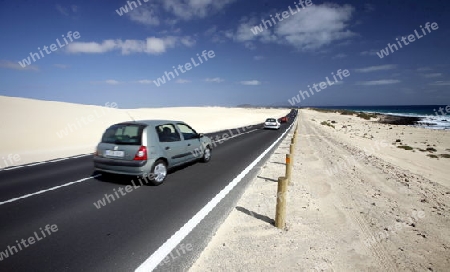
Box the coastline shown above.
[377,115,423,126]
[306,107,450,129]
[190,108,450,271]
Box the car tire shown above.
[201,146,212,163]
[148,159,167,186]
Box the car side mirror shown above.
[197,133,204,138]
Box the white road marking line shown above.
[27,162,46,166]
[135,120,296,272]
[49,158,69,163]
[3,166,24,171]
[0,174,102,206]
[72,154,91,158]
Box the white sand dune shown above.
[0,96,288,167]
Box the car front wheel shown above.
[201,146,212,163]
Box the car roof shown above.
[115,120,186,126]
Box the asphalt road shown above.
[0,111,296,272]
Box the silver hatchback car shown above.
[264,118,280,130]
[93,120,213,185]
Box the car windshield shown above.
[266,118,276,122]
[101,124,145,145]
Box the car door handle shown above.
[187,144,191,146]
[165,147,170,150]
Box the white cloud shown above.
[355,64,397,73]
[66,36,192,55]
[253,55,265,60]
[429,81,450,86]
[244,42,256,50]
[137,79,153,84]
[144,37,177,54]
[356,79,401,86]
[240,80,261,86]
[66,40,117,54]
[176,79,191,84]
[417,67,432,72]
[180,36,196,47]
[0,60,39,71]
[223,30,234,39]
[235,18,259,42]
[56,4,77,16]
[90,80,123,85]
[204,26,217,36]
[210,29,235,43]
[229,4,356,51]
[332,53,347,59]
[105,80,120,85]
[125,0,236,26]
[56,4,69,16]
[128,5,160,26]
[276,4,356,50]
[360,50,378,56]
[162,0,236,21]
[118,40,146,55]
[210,32,228,43]
[422,73,442,78]
[53,64,69,69]
[205,77,224,83]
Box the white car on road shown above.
[264,118,280,130]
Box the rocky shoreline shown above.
[377,114,424,126]
[306,108,439,127]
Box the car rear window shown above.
[101,124,145,145]
[266,118,276,122]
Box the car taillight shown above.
[133,146,147,161]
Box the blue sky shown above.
[0,0,449,108]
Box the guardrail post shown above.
[291,137,296,148]
[289,142,294,186]
[275,176,288,229]
[285,154,292,185]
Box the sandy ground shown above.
[190,109,450,272]
[0,96,288,167]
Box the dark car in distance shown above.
[279,116,288,123]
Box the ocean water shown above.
[314,105,450,130]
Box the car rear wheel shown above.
[201,146,212,163]
[148,159,167,185]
